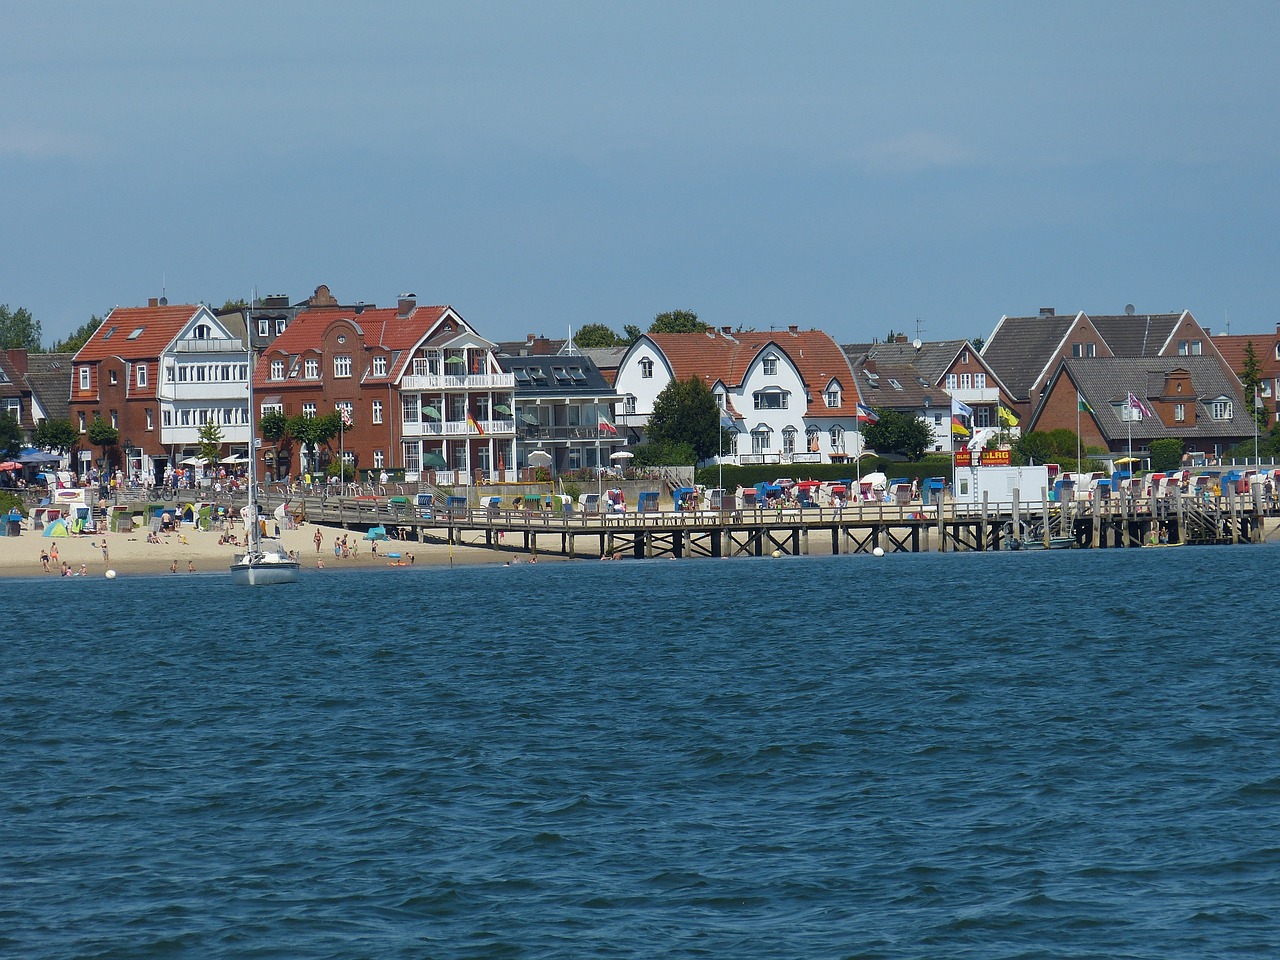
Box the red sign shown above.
[981,449,1012,466]
[954,449,972,467]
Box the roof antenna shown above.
[159,272,168,306]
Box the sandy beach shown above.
[0,518,526,579]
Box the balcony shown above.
[400,373,515,391]
[947,387,1000,405]
[400,418,515,438]
[518,424,619,441]
[156,383,248,402]
[171,338,247,354]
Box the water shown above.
[3,547,1278,958]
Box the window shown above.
[762,355,779,376]
[136,364,147,388]
[782,427,797,455]
[830,426,845,452]
[258,318,269,336]
[101,326,117,340]
[945,373,957,390]
[110,410,118,429]
[402,396,419,423]
[751,427,771,454]
[753,389,788,410]
[1211,399,1233,420]
[163,410,172,426]
[334,355,352,378]
[625,395,637,415]
[193,324,209,339]
[1086,343,1096,357]
[4,398,19,420]
[107,369,118,385]
[304,359,320,379]
[270,360,284,380]
[974,407,990,428]
[640,358,654,379]
[825,386,841,408]
[275,319,286,335]
[1072,343,1083,358]
[79,366,90,390]
[78,412,86,432]
[1191,340,1202,355]
[960,373,972,390]
[372,399,383,424]
[180,410,191,426]
[336,402,353,425]
[888,378,903,391]
[146,409,154,430]
[974,373,986,389]
[960,351,969,364]
[373,355,387,377]
[127,327,144,340]
[1174,403,1186,422]
[373,450,385,469]
[402,441,420,472]
[715,390,727,409]
[302,402,317,418]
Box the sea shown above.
[2,545,1278,959]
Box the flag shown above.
[951,397,974,419]
[998,405,1019,427]
[339,406,353,428]
[1256,388,1264,410]
[856,402,879,423]
[951,416,970,437]
[1126,392,1152,418]
[467,413,485,435]
[1077,392,1094,415]
[598,410,618,434]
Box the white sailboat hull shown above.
[229,550,300,586]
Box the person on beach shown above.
[61,562,71,577]
[40,549,49,573]
[314,528,323,553]
[50,543,59,564]
[170,560,178,574]
[101,541,109,563]
[188,560,195,572]
[78,564,87,576]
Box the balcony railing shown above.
[171,338,247,354]
[400,373,515,391]
[400,418,515,437]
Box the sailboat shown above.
[230,319,299,586]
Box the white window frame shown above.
[302,402,317,418]
[270,360,284,380]
[372,399,383,424]
[79,366,90,390]
[334,355,352,378]
[373,355,387,377]
[136,364,147,388]
[762,355,779,376]
[304,358,320,379]
[640,358,653,379]
[753,389,788,410]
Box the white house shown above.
[614,326,867,465]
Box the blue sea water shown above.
[2,546,1279,959]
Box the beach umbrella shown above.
[610,450,635,461]
[528,449,553,467]
[0,461,19,471]
[421,452,447,469]
[862,471,888,488]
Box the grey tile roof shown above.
[24,352,73,422]
[1052,357,1250,442]
[842,339,974,386]
[497,354,618,398]
[1089,313,1181,357]
[980,315,1075,399]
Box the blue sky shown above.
[4,2,1279,347]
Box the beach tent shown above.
[43,517,70,537]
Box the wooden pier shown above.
[267,484,1278,560]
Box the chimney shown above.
[397,293,416,317]
[148,297,159,308]
[1039,307,1055,317]
[894,334,908,343]
[721,326,732,335]
[788,324,799,335]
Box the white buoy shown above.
[105,569,117,579]
[872,547,885,557]
[771,549,782,558]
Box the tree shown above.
[47,315,103,353]
[33,418,77,453]
[622,324,644,345]
[1149,437,1185,472]
[649,309,708,335]
[197,420,224,470]
[0,411,21,459]
[1013,429,1080,466]
[862,409,931,460]
[0,304,41,351]
[219,298,248,312]
[633,440,697,467]
[287,411,340,473]
[86,416,119,476]
[1240,340,1267,431]
[971,335,986,351]
[260,408,289,472]
[646,376,726,463]
[573,323,624,348]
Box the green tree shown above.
[0,411,22,459]
[646,376,726,463]
[1239,340,1267,431]
[260,407,289,471]
[862,409,931,460]
[573,323,624,348]
[47,315,103,353]
[649,309,708,335]
[196,420,224,470]
[0,304,41,351]
[632,440,697,467]
[33,418,77,453]
[219,298,248,312]
[1148,437,1185,472]
[1013,429,1080,466]
[622,324,644,345]
[971,335,986,351]
[287,411,341,472]
[86,416,119,476]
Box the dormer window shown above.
[1211,399,1233,420]
[136,364,147,388]
[304,359,320,379]
[79,366,90,390]
[753,388,789,410]
[825,386,841,408]
[373,355,387,377]
[762,355,779,376]
[193,324,209,339]
[275,319,286,335]
[270,360,285,380]
[258,318,269,337]
[640,358,654,379]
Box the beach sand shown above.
[0,518,529,579]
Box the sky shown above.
[5,2,1280,348]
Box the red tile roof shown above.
[648,329,859,418]
[73,305,203,363]
[254,304,452,389]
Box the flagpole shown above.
[1076,392,1081,474]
